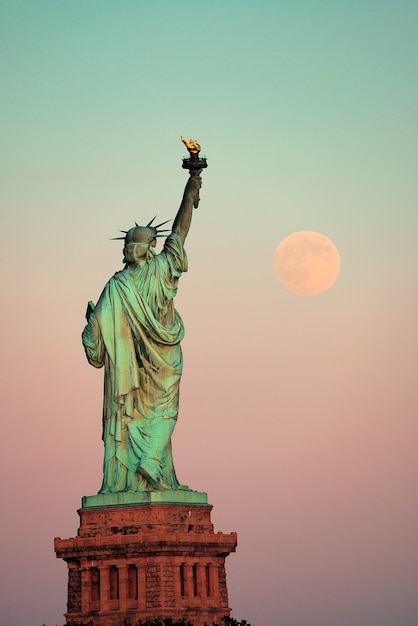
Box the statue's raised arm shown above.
[172,170,202,245]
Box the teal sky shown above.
[1,2,417,625]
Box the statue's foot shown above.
[138,465,171,491]
[177,484,191,491]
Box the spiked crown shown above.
[111,216,171,244]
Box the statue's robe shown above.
[82,233,187,493]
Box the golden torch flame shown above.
[180,136,201,154]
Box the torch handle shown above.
[189,169,202,209]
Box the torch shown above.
[180,136,208,208]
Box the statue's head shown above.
[123,226,157,264]
[124,225,157,246]
[112,217,170,265]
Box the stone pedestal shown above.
[55,492,237,626]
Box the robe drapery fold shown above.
[82,233,188,493]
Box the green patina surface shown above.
[81,167,203,495]
[82,490,208,509]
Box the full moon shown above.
[274,231,341,296]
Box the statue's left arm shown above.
[82,310,105,368]
[172,171,202,245]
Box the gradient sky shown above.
[1,2,418,625]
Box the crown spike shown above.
[111,218,171,242]
[154,219,172,229]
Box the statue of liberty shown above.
[82,163,202,494]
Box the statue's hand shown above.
[186,171,202,209]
